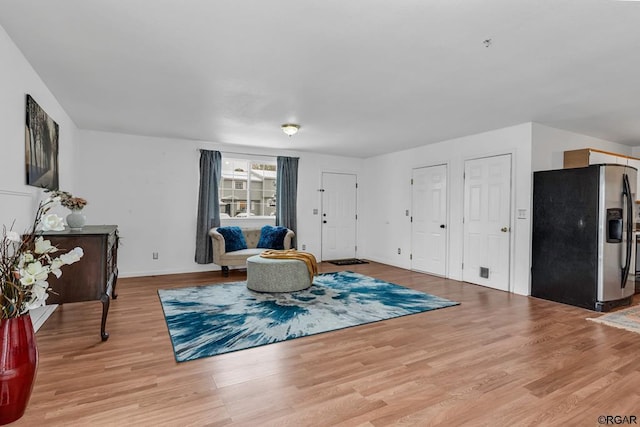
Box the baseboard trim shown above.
[120,265,219,278]
[30,304,58,333]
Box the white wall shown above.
[0,24,77,231]
[75,130,363,277]
[531,123,633,172]
[360,123,533,296]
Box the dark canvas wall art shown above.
[25,94,59,190]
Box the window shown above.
[220,158,277,218]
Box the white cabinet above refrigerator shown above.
[564,148,640,203]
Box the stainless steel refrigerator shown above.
[531,163,636,311]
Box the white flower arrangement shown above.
[0,193,84,319]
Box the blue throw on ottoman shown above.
[246,255,312,292]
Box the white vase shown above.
[66,210,86,230]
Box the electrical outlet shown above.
[302,244,306,250]
[397,248,401,255]
[152,252,158,260]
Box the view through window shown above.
[220,158,277,218]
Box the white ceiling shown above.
[2,0,640,158]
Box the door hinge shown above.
[355,214,358,220]
[462,262,464,269]
[410,216,413,223]
[410,254,413,260]
[355,245,358,252]
[355,183,358,188]
[411,178,414,185]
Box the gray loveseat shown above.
[209,227,295,276]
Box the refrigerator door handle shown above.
[621,173,633,289]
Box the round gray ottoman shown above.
[246,255,312,292]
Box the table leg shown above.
[111,269,119,300]
[100,293,110,341]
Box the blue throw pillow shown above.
[257,225,289,250]
[217,226,248,252]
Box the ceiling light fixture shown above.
[281,123,300,137]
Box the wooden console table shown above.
[40,225,119,341]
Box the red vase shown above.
[0,314,38,425]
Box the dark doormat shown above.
[327,258,369,266]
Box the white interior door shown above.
[321,173,357,260]
[463,154,512,291]
[411,164,447,276]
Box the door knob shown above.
[440,224,446,229]
[501,227,509,232]
[323,220,327,224]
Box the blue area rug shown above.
[158,271,459,362]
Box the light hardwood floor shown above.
[15,262,640,426]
